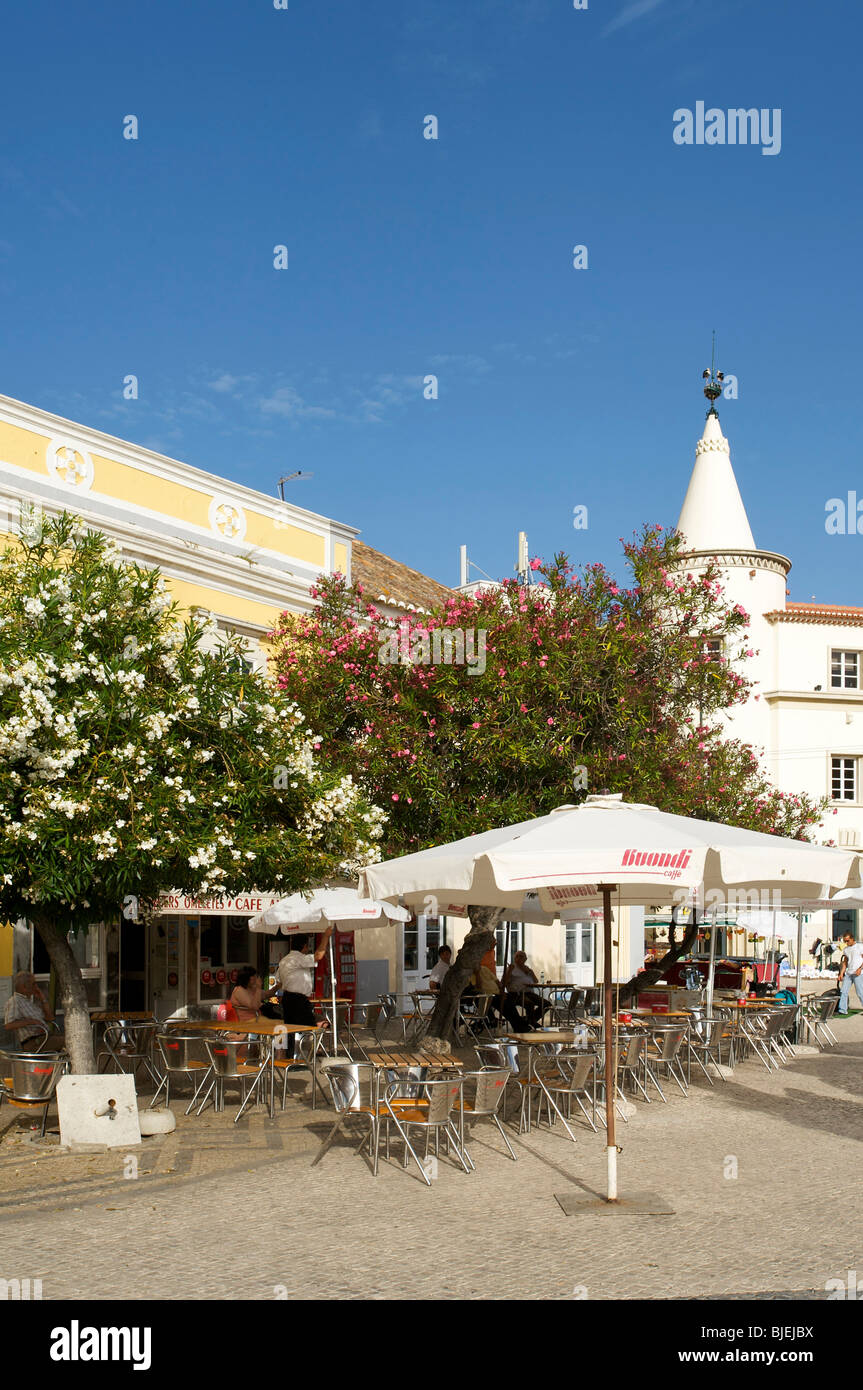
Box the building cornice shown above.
[679,547,791,577]
[0,391,357,545]
[0,483,319,630]
[765,606,863,627]
[762,689,863,705]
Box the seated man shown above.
[503,951,547,1028]
[3,972,64,1049]
[428,945,452,993]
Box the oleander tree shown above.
[271,525,826,1040]
[0,511,385,1073]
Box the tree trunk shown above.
[615,918,700,1006]
[423,905,504,1047]
[32,915,96,1074]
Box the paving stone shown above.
[0,1020,859,1300]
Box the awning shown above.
[154,892,285,917]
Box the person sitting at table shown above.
[230,967,279,1024]
[277,927,334,1026]
[3,972,65,1050]
[428,945,453,993]
[473,948,524,1031]
[502,951,547,1028]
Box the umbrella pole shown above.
[706,908,718,1016]
[794,907,804,1042]
[502,922,511,1031]
[329,932,338,1054]
[602,885,617,1202]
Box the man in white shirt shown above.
[837,932,863,1015]
[3,972,64,1049]
[428,946,452,992]
[277,926,334,1025]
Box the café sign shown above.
[155,892,284,917]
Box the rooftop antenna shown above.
[277,471,314,501]
[701,330,725,417]
[516,530,532,586]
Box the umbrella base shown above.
[554,1190,675,1215]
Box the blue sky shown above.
[1,0,861,601]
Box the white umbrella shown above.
[771,890,863,1030]
[250,888,409,1052]
[359,794,860,1202]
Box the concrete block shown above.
[56,1075,141,1151]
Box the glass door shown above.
[401,914,443,995]
[564,918,595,986]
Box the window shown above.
[566,922,594,964]
[423,917,442,971]
[33,924,101,975]
[832,908,859,942]
[831,757,857,802]
[496,922,523,967]
[831,650,859,690]
[402,916,418,973]
[702,638,722,663]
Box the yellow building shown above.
[0,392,364,1014]
[0,391,642,1016]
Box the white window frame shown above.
[830,649,860,691]
[830,755,857,803]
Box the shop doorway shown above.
[119,917,147,1012]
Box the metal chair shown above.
[594,1032,654,1110]
[453,1067,516,1162]
[317,1002,356,1058]
[458,993,496,1043]
[378,993,423,1043]
[644,1025,688,1098]
[686,1016,732,1085]
[312,1060,387,1175]
[151,1032,213,1113]
[97,1021,160,1088]
[383,1076,471,1185]
[474,1040,527,1123]
[524,1052,599,1140]
[196,1037,270,1121]
[802,994,839,1049]
[0,1023,49,1052]
[741,1010,796,1072]
[0,1052,68,1137]
[273,1031,321,1109]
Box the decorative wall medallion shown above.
[208,496,247,541]
[46,439,94,491]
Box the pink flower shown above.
[547,718,554,726]
[471,722,480,729]
[520,704,528,713]
[392,794,399,801]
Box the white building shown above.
[676,394,861,961]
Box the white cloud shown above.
[258,385,336,420]
[207,373,241,394]
[602,0,666,38]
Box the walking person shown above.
[837,931,863,1016]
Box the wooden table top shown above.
[163,1018,321,1035]
[366,1050,464,1070]
[508,1031,584,1045]
[90,1011,154,1022]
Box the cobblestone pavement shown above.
[1,1014,860,1301]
